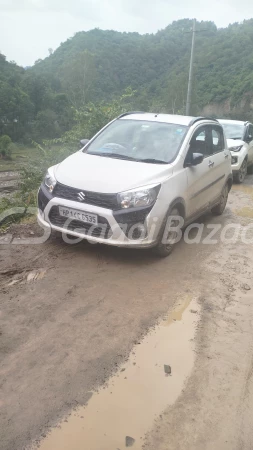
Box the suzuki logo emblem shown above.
[77,192,86,202]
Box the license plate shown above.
[59,206,98,225]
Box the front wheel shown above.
[234,159,247,183]
[211,184,229,216]
[153,207,183,258]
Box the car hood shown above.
[54,151,173,193]
[227,138,245,149]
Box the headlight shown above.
[117,184,160,209]
[231,156,238,164]
[44,170,56,193]
[229,145,243,152]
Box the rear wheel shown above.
[211,184,229,216]
[234,159,247,183]
[153,207,182,258]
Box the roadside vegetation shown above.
[0,144,40,172]
[0,90,135,228]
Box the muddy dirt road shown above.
[1,178,253,450]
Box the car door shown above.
[184,125,218,220]
[207,124,229,202]
[246,124,253,164]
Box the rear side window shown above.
[211,126,225,154]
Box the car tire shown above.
[234,159,247,183]
[153,207,182,258]
[247,164,253,175]
[211,184,229,216]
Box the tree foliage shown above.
[52,87,136,149]
[61,50,96,109]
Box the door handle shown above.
[208,161,214,168]
[225,153,229,159]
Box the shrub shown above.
[0,135,12,159]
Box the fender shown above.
[156,197,186,241]
[166,197,186,219]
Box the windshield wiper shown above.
[87,153,168,164]
[138,158,168,164]
[230,137,243,140]
[88,152,137,161]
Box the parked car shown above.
[38,113,232,257]
[218,119,253,183]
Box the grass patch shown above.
[0,143,73,230]
[0,144,66,172]
[0,145,42,172]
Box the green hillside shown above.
[1,18,253,143]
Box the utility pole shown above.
[186,18,196,116]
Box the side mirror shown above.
[191,152,204,166]
[185,152,204,167]
[80,138,89,149]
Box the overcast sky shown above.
[1,0,253,66]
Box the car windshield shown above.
[221,122,244,140]
[84,119,188,164]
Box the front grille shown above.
[49,206,112,239]
[53,183,118,210]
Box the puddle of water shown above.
[37,296,200,450]
[235,207,253,219]
[162,295,193,326]
[232,184,253,199]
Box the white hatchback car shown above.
[38,113,232,257]
[219,119,253,183]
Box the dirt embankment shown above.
[200,93,253,118]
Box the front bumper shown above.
[37,185,163,248]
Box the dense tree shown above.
[35,109,61,139]
[60,50,96,109]
[0,55,34,141]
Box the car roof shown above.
[119,112,217,127]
